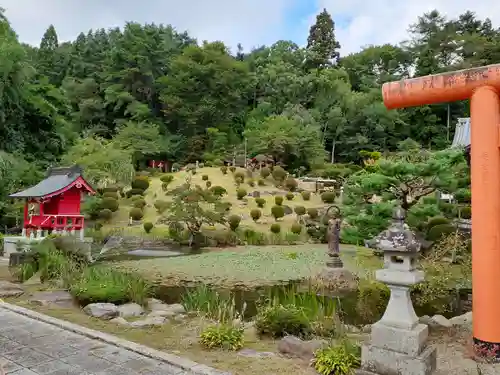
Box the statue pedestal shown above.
[313,267,358,294]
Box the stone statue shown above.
[325,205,343,268]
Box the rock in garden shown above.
[430,314,452,328]
[449,311,472,326]
[147,310,176,318]
[238,349,275,358]
[117,302,144,318]
[29,290,74,308]
[130,316,166,328]
[83,303,118,319]
[166,303,185,314]
[0,281,24,298]
[147,298,168,310]
[110,317,129,326]
[277,335,328,361]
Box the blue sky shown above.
[2,0,500,55]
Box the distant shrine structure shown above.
[9,165,95,240]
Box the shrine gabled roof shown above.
[9,165,94,198]
[452,117,471,148]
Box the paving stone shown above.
[28,359,77,374]
[0,337,24,353]
[120,356,163,372]
[7,369,38,375]
[59,352,114,373]
[140,364,189,375]
[31,342,80,358]
[3,347,54,368]
[90,346,141,364]
[0,357,23,373]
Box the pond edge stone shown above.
[0,301,232,375]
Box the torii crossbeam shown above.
[382,63,500,357]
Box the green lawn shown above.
[114,244,382,287]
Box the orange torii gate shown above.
[382,63,500,356]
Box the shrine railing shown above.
[27,214,85,229]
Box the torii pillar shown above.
[382,63,500,358]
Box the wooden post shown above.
[382,63,500,357]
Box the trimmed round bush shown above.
[98,209,113,221]
[229,166,236,173]
[284,178,298,192]
[321,191,336,204]
[94,222,103,231]
[427,224,456,241]
[270,223,281,234]
[102,191,119,200]
[255,197,266,208]
[129,207,144,220]
[101,197,119,212]
[301,191,311,201]
[220,166,228,174]
[161,182,170,191]
[260,167,271,178]
[455,188,471,204]
[458,206,471,219]
[275,196,284,206]
[131,178,150,191]
[294,206,306,216]
[307,208,319,219]
[126,188,144,198]
[291,222,302,234]
[248,179,255,187]
[236,188,247,200]
[160,174,174,183]
[205,181,212,188]
[133,199,146,209]
[228,215,241,231]
[210,186,227,197]
[258,179,266,186]
[285,192,294,201]
[154,200,168,213]
[143,222,154,233]
[102,186,119,193]
[271,205,285,221]
[427,217,450,231]
[272,166,287,182]
[202,174,209,181]
[250,209,262,222]
[234,171,245,181]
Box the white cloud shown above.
[315,0,500,55]
[1,0,291,52]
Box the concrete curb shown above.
[0,302,230,375]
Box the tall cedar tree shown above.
[306,8,341,69]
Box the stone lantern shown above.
[359,207,437,375]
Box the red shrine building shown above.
[9,165,95,240]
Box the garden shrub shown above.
[454,188,471,204]
[312,341,361,375]
[291,222,302,234]
[202,174,209,181]
[255,304,311,338]
[133,198,147,209]
[101,197,119,212]
[284,178,298,192]
[161,182,169,191]
[301,191,311,201]
[247,178,255,187]
[458,205,471,219]
[160,174,174,183]
[228,215,241,231]
[205,181,212,188]
[126,188,144,198]
[210,186,227,197]
[229,166,236,173]
[270,223,281,233]
[143,222,154,233]
[69,266,150,306]
[250,209,262,222]
[355,280,390,324]
[321,191,336,204]
[307,208,319,219]
[94,222,103,231]
[102,186,119,193]
[220,166,228,174]
[285,192,294,201]
[172,163,181,171]
[427,217,450,231]
[207,229,240,247]
[427,224,456,241]
[98,209,113,221]
[258,178,266,186]
[260,167,271,178]
[131,178,150,191]
[236,188,247,200]
[272,166,287,182]
[199,324,244,351]
[271,205,285,220]
[129,207,144,220]
[438,201,457,217]
[102,191,119,200]
[241,229,268,245]
[234,171,245,182]
[274,196,284,205]
[255,197,266,208]
[294,205,306,216]
[422,196,438,205]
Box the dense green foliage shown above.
[0,7,497,228]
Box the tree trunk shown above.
[330,140,336,163]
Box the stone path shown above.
[0,307,189,375]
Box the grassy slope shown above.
[106,167,329,233]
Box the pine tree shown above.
[37,25,61,84]
[306,8,341,69]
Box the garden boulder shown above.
[117,302,144,318]
[130,316,166,328]
[277,335,327,361]
[83,303,118,320]
[0,281,24,298]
